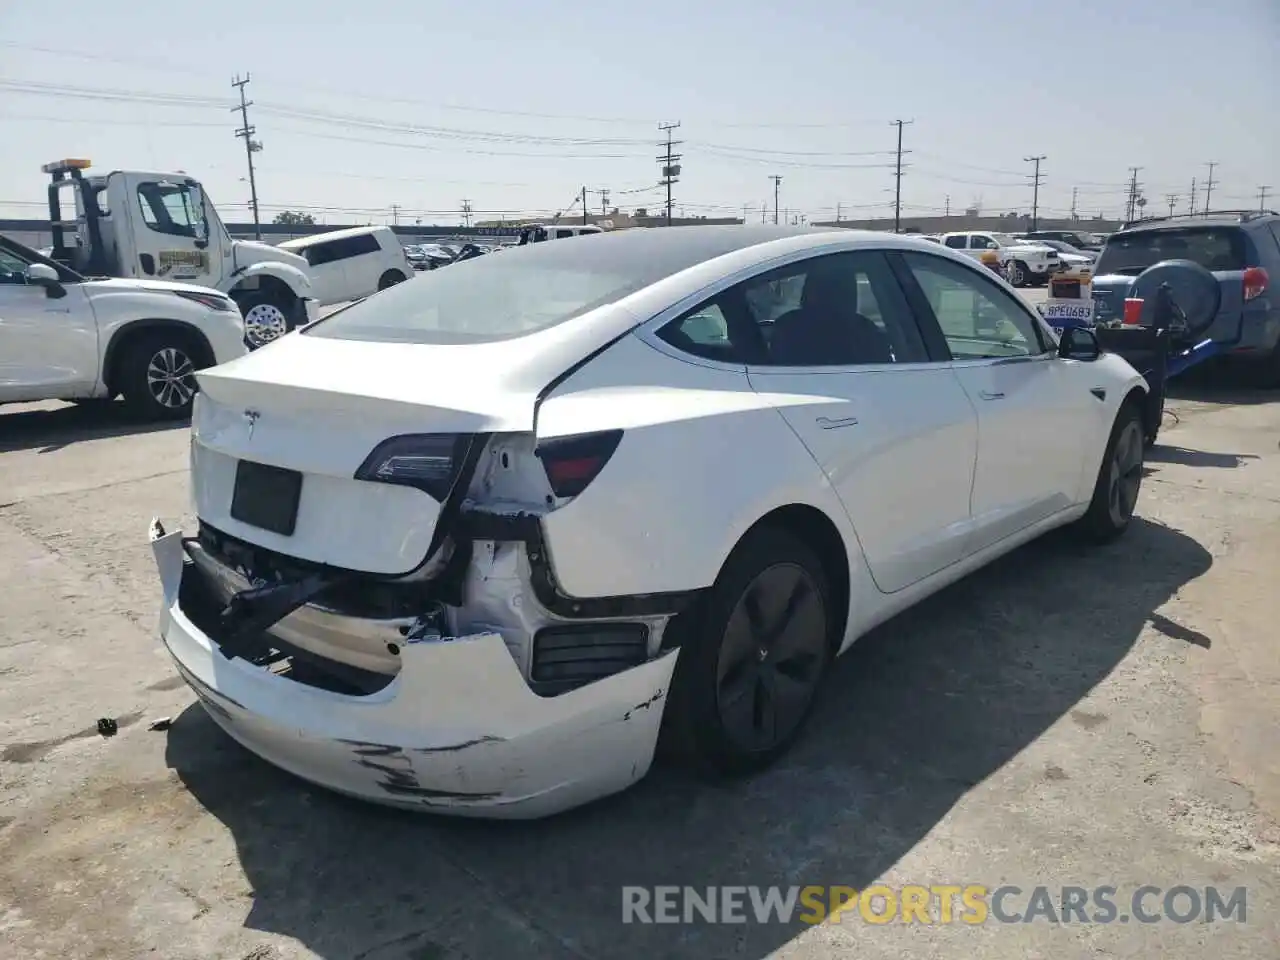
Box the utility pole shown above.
[581,186,588,225]
[1025,155,1046,231]
[657,122,682,226]
[1125,167,1143,222]
[769,175,782,225]
[1203,162,1218,215]
[837,201,843,223]
[1165,194,1178,217]
[231,74,262,240]
[461,199,472,228]
[890,119,913,233]
[944,195,950,217]
[760,203,767,224]
[1188,177,1197,216]
[599,189,610,216]
[1259,185,1272,212]
[1069,186,1078,221]
[390,204,400,226]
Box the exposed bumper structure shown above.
[150,522,678,819]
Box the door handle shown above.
[978,391,1005,401]
[816,416,859,429]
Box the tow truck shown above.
[40,159,319,345]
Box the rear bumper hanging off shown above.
[149,521,678,818]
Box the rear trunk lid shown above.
[192,333,543,576]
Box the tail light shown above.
[1123,297,1144,325]
[1243,267,1269,302]
[535,430,623,499]
[355,434,470,501]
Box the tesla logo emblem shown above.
[243,409,260,439]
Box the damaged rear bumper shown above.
[150,522,677,818]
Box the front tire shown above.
[235,292,293,347]
[1005,259,1027,287]
[664,526,833,777]
[118,333,202,421]
[1077,401,1145,543]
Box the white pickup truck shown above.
[0,234,247,420]
[940,231,1062,287]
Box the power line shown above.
[1025,155,1046,231]
[891,119,914,233]
[658,122,682,225]
[231,73,263,240]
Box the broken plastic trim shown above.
[456,509,699,619]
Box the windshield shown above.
[306,225,793,345]
[1095,227,1247,276]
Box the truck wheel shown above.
[377,269,407,291]
[118,332,203,421]
[1005,260,1027,287]
[235,292,292,347]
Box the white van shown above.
[279,226,412,303]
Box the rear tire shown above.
[117,331,203,421]
[663,526,833,777]
[1077,401,1146,543]
[377,269,407,291]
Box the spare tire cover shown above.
[1130,258,1221,338]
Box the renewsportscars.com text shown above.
[621,884,1248,926]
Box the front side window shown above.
[744,252,929,366]
[136,182,204,239]
[970,235,996,250]
[0,246,31,284]
[901,252,1048,360]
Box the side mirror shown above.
[25,262,66,299]
[188,184,209,248]
[1057,325,1101,362]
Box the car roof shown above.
[279,225,395,249]
[1118,212,1277,234]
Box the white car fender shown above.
[85,280,248,370]
[536,333,876,648]
[226,260,314,301]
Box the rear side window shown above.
[1095,227,1246,275]
[944,235,967,249]
[1267,223,1280,257]
[305,233,381,266]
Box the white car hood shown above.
[83,276,233,297]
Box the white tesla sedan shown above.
[150,226,1150,818]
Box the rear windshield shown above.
[1095,227,1247,275]
[305,226,795,344]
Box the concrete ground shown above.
[1,341,1278,958]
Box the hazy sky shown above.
[1,0,1276,225]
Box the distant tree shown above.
[272,210,316,226]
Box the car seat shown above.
[767,264,894,365]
